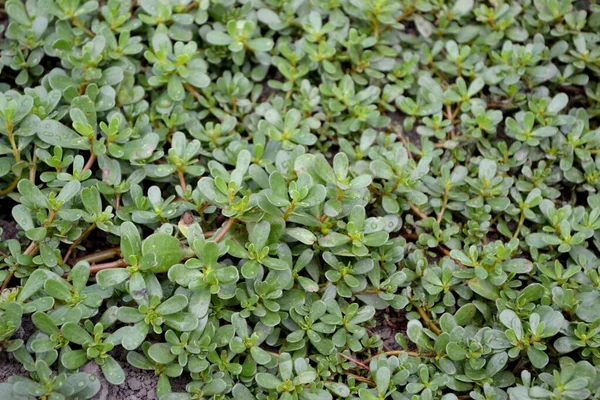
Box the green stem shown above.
[512,210,525,240]
[365,350,435,363]
[416,305,442,335]
[0,175,20,196]
[72,18,95,37]
[1,210,56,290]
[283,201,296,221]
[437,189,448,223]
[29,145,37,183]
[6,122,20,162]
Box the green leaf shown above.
[96,268,130,289]
[148,343,177,364]
[57,180,81,203]
[486,352,508,377]
[250,220,271,249]
[256,373,282,389]
[44,278,71,301]
[247,38,274,52]
[206,30,233,45]
[39,243,58,267]
[325,382,350,397]
[527,347,549,369]
[318,232,350,247]
[122,322,149,350]
[285,227,316,245]
[37,120,89,150]
[31,312,58,335]
[61,349,88,370]
[452,0,474,16]
[313,155,337,184]
[62,322,93,345]
[18,270,47,302]
[250,346,271,365]
[155,294,188,315]
[262,257,289,271]
[17,180,50,209]
[375,367,391,394]
[232,383,255,400]
[81,186,102,214]
[116,307,144,323]
[142,233,183,273]
[168,75,185,101]
[501,258,532,274]
[163,312,199,331]
[101,356,125,385]
[12,205,33,231]
[120,221,142,263]
[468,278,499,301]
[575,291,600,322]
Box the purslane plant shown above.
[2,0,600,400]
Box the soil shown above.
[387,110,421,148]
[0,317,32,383]
[0,219,18,241]
[371,308,413,351]
[0,352,27,383]
[0,199,19,241]
[0,309,408,398]
[0,344,188,400]
[80,349,188,400]
[71,229,118,261]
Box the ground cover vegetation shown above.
[1,0,600,399]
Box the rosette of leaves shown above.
[196,149,253,217]
[168,236,239,302]
[499,307,565,369]
[284,299,335,355]
[227,220,289,280]
[320,75,390,135]
[319,205,390,257]
[205,19,274,66]
[114,293,198,351]
[4,1,600,399]
[258,169,326,228]
[257,108,318,150]
[255,352,333,400]
[60,320,125,385]
[0,360,101,400]
[144,24,210,102]
[322,252,373,297]
[127,341,184,398]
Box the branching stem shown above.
[416,305,442,335]
[64,223,96,264]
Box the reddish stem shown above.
[74,247,121,265]
[89,259,128,274]
[213,218,234,243]
[82,153,96,174]
[177,169,187,192]
[338,352,370,371]
[63,223,96,264]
